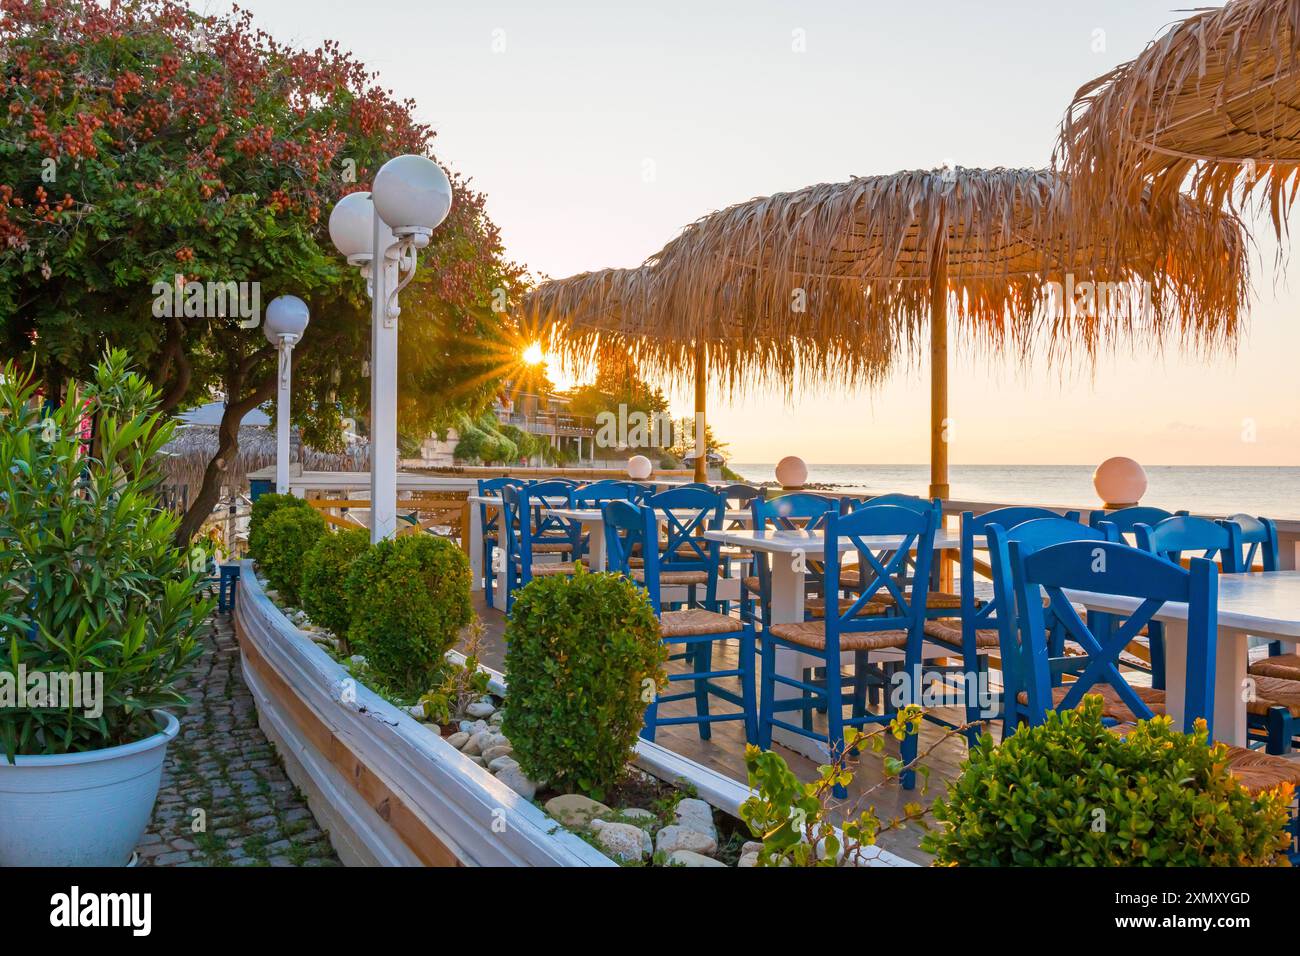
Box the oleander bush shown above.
[258,506,326,604]
[0,351,211,757]
[924,696,1294,866]
[300,528,370,649]
[247,493,314,563]
[502,571,666,799]
[345,535,471,696]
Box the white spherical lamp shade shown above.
[264,295,310,344]
[328,191,376,261]
[372,155,452,236]
[775,456,808,489]
[627,455,653,480]
[1093,456,1148,508]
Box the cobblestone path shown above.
[135,612,340,867]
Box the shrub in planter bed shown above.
[502,571,666,799]
[258,505,326,605]
[345,535,471,695]
[301,528,370,647]
[924,696,1294,866]
[247,492,314,563]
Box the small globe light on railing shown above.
[372,155,452,247]
[1093,456,1147,509]
[263,295,310,345]
[775,455,808,490]
[627,454,653,480]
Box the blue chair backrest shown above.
[672,482,717,494]
[821,505,938,654]
[1134,515,1242,572]
[864,493,940,515]
[477,476,528,534]
[1088,505,1187,536]
[520,479,579,542]
[959,507,1080,631]
[987,517,1115,722]
[604,498,648,583]
[1009,537,1218,735]
[569,480,647,507]
[643,487,725,573]
[1226,513,1279,571]
[751,492,839,532]
[718,483,762,507]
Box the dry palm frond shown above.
[1058,0,1300,239]
[526,166,1248,384]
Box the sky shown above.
[201,0,1300,466]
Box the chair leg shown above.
[1266,706,1292,756]
[694,641,712,741]
[962,646,985,748]
[740,630,757,745]
[482,540,495,609]
[1149,622,1166,691]
[800,666,815,733]
[759,639,776,750]
[851,651,868,722]
[825,659,847,799]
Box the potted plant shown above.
[0,351,212,866]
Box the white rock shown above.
[481,744,514,763]
[619,808,655,823]
[590,820,651,862]
[673,798,717,839]
[406,703,428,721]
[348,654,367,666]
[669,850,727,868]
[737,852,759,868]
[656,824,717,857]
[544,794,612,829]
[466,699,496,719]
[446,732,470,750]
[488,755,519,773]
[495,766,537,800]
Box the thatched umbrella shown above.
[1058,0,1300,239]
[524,267,896,481]
[531,166,1246,495]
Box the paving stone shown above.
[135,613,339,868]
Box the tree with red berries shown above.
[1,0,527,541]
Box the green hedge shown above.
[258,505,326,604]
[248,493,314,563]
[301,528,370,647]
[502,571,666,799]
[924,696,1294,866]
[345,535,471,695]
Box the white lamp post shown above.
[263,295,310,495]
[328,157,452,542]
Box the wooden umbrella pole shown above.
[694,343,707,483]
[928,220,950,501]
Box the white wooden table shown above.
[466,494,567,594]
[702,527,962,757]
[1066,571,1300,746]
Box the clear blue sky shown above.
[205,0,1299,466]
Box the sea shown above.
[729,463,1300,521]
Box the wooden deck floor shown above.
[466,594,984,864]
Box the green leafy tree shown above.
[0,0,528,542]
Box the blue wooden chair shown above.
[477,477,528,608]
[1133,515,1243,573]
[1002,534,1209,733]
[568,480,647,562]
[744,493,840,628]
[841,493,960,619]
[499,482,585,613]
[757,504,938,791]
[603,496,756,744]
[1229,513,1280,573]
[927,507,1078,744]
[1087,505,1188,535]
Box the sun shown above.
[521,342,545,366]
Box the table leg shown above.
[769,551,828,760]
[587,522,607,573]
[1162,621,1249,745]
[469,504,483,593]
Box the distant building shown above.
[411,391,598,467]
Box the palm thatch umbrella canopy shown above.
[1058,0,1300,238]
[530,166,1246,495]
[523,266,895,480]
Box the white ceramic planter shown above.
[0,711,179,867]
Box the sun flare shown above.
[521,342,545,366]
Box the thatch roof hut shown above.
[1058,0,1300,238]
[527,166,1247,493]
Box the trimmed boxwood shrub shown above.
[301,528,370,648]
[258,505,326,604]
[502,571,666,799]
[345,535,471,695]
[248,493,314,562]
[924,696,1294,866]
